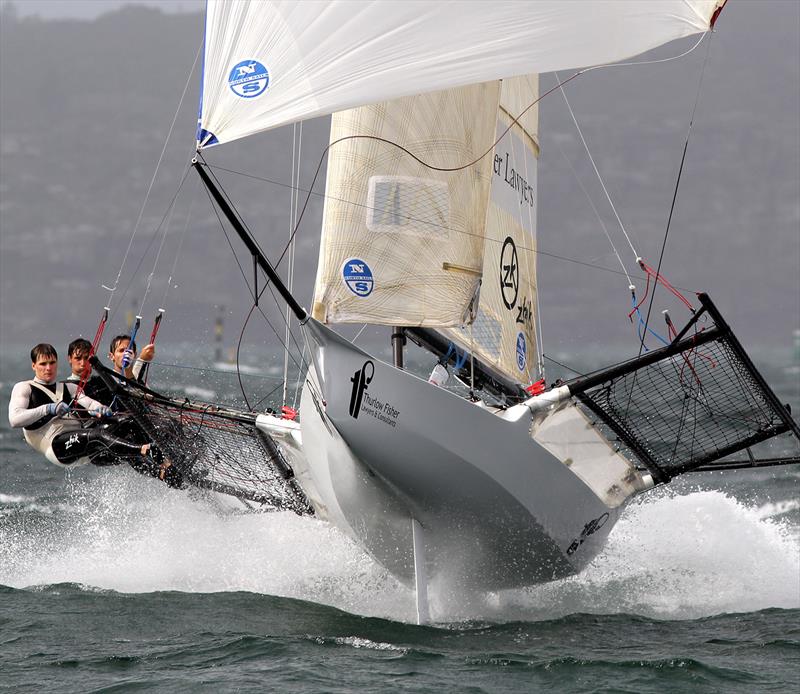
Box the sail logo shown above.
[342,258,374,297]
[516,332,527,372]
[348,360,400,427]
[493,150,535,208]
[500,236,519,310]
[566,512,610,556]
[349,360,374,419]
[228,60,270,98]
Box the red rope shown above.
[628,273,652,321]
[638,259,695,312]
[73,308,109,402]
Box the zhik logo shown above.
[349,360,374,419]
[500,236,519,310]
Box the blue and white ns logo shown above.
[342,258,374,297]
[228,60,269,98]
[516,332,527,372]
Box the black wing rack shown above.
[566,293,799,484]
[89,358,313,514]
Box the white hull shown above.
[282,319,647,592]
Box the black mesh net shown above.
[572,295,799,482]
[100,374,313,514]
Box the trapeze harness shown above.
[9,380,146,467]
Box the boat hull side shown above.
[301,319,626,590]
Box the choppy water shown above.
[1,357,798,692]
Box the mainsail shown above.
[312,74,542,386]
[311,82,501,327]
[197,0,726,149]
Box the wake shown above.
[1,470,797,624]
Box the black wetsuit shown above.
[9,380,148,468]
[82,374,183,488]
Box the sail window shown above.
[456,309,503,360]
[366,176,450,236]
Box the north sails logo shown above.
[228,60,270,98]
[349,361,374,419]
[342,258,374,297]
[516,331,527,372]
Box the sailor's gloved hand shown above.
[46,402,70,417]
[121,348,135,369]
[90,406,114,418]
[138,343,155,362]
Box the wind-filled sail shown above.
[311,82,501,327]
[197,0,725,149]
[440,76,541,385]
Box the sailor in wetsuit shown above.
[80,335,183,487]
[8,343,159,467]
[84,334,154,408]
[64,336,135,467]
[66,337,93,383]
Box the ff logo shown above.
[349,361,374,418]
[500,236,518,310]
[342,258,374,297]
[228,60,270,98]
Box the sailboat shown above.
[94,0,799,621]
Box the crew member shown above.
[8,343,159,468]
[84,334,155,408]
[66,337,93,382]
[80,335,181,487]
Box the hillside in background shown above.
[0,2,798,371]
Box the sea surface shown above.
[1,353,798,693]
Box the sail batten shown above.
[198,0,725,149]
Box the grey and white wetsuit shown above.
[8,379,141,467]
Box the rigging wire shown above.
[137,179,177,318]
[200,175,309,409]
[201,157,310,368]
[551,135,633,286]
[199,30,711,271]
[203,31,714,298]
[637,32,715,356]
[191,30,713,407]
[101,43,203,312]
[554,71,639,265]
[619,32,716,420]
[203,162,704,296]
[158,175,199,311]
[109,165,192,326]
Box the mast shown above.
[392,327,405,369]
[193,161,307,323]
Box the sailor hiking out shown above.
[8,343,168,471]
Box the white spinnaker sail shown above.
[311,82,501,327]
[440,76,541,385]
[197,0,725,149]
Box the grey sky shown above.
[9,0,202,20]
[0,0,797,366]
